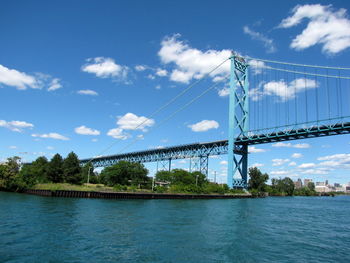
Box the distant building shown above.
[294,178,302,189]
[325,180,328,186]
[304,179,312,187]
[334,183,341,188]
[346,186,350,193]
[316,182,326,186]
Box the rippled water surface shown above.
[1,192,350,263]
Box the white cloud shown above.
[248,146,266,153]
[272,142,310,148]
[0,64,40,90]
[47,146,54,150]
[82,57,129,80]
[298,163,316,169]
[188,120,219,132]
[289,161,297,166]
[135,65,147,71]
[243,26,276,53]
[77,89,98,96]
[156,68,168,77]
[147,74,155,80]
[218,87,230,97]
[263,78,317,101]
[9,146,17,149]
[251,162,264,168]
[291,153,303,158]
[272,158,290,166]
[107,128,129,140]
[158,34,230,83]
[0,120,34,132]
[294,143,310,149]
[270,170,289,175]
[272,142,292,148]
[74,125,100,136]
[31,133,69,141]
[47,78,62,91]
[279,4,350,54]
[317,153,350,169]
[116,113,155,131]
[220,160,228,165]
[301,168,329,175]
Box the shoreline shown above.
[24,189,254,200]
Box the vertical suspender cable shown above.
[326,69,331,120]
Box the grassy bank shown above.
[30,183,246,195]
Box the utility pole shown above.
[87,167,92,184]
[214,171,217,183]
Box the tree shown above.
[0,157,27,191]
[307,182,315,191]
[63,152,82,184]
[270,177,295,196]
[47,154,64,183]
[100,161,149,186]
[248,167,269,191]
[20,156,49,184]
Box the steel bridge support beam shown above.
[199,155,209,177]
[158,159,172,171]
[227,54,249,188]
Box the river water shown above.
[0,192,349,263]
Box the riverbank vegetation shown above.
[248,167,318,196]
[0,154,244,195]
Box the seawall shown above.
[25,189,253,199]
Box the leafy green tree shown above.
[101,161,149,186]
[19,156,49,184]
[47,154,64,183]
[270,177,295,196]
[307,182,315,191]
[155,170,173,183]
[0,157,28,191]
[63,152,82,184]
[248,167,269,191]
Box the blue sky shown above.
[1,0,350,184]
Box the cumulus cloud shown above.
[0,64,40,90]
[318,153,350,169]
[298,162,316,169]
[47,78,62,91]
[272,158,290,166]
[291,153,303,158]
[74,125,100,136]
[158,34,231,83]
[272,142,310,148]
[243,26,276,53]
[82,57,129,80]
[117,113,155,131]
[218,87,230,97]
[270,170,290,175]
[220,160,228,165]
[155,68,168,77]
[263,78,318,101]
[31,133,69,141]
[0,120,34,132]
[289,161,297,166]
[279,4,350,54]
[107,128,129,140]
[77,89,98,96]
[135,65,147,71]
[248,146,266,153]
[188,120,219,132]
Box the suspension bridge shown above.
[81,54,350,188]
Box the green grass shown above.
[32,183,114,192]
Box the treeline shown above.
[0,152,89,192]
[248,167,317,196]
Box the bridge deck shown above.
[81,122,350,167]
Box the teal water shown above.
[0,192,349,263]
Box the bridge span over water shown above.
[82,54,350,188]
[81,122,350,179]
